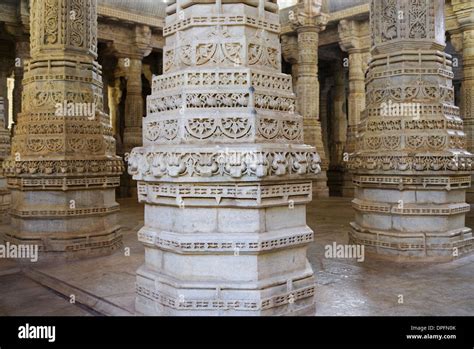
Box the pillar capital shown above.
[450,0,474,30]
[109,24,152,61]
[18,0,30,33]
[450,32,464,52]
[338,19,370,54]
[281,34,298,64]
[132,25,153,58]
[289,0,328,33]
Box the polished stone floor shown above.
[0,197,473,316]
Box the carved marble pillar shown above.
[290,0,329,197]
[109,77,123,138]
[349,0,473,261]
[128,0,320,315]
[120,57,143,199]
[114,25,152,198]
[338,19,370,153]
[122,25,152,153]
[123,57,144,152]
[338,19,371,197]
[448,0,474,203]
[333,62,347,168]
[4,0,124,262]
[319,78,331,161]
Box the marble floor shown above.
[0,197,473,316]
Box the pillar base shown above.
[349,222,474,262]
[132,202,317,316]
[5,188,123,264]
[4,226,123,264]
[135,265,316,316]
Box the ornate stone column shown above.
[319,77,331,161]
[112,25,152,198]
[349,0,473,261]
[121,25,152,153]
[290,0,329,197]
[338,19,371,197]
[333,62,348,168]
[109,77,123,137]
[123,57,144,152]
[3,0,124,262]
[448,0,474,203]
[128,0,320,315]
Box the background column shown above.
[338,19,371,197]
[290,0,329,197]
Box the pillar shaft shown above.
[460,28,474,203]
[291,62,299,91]
[461,28,474,145]
[123,58,143,152]
[109,77,122,137]
[12,40,29,126]
[346,51,367,153]
[0,59,13,129]
[0,94,11,216]
[333,62,347,165]
[455,3,474,203]
[0,57,15,216]
[327,62,349,196]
